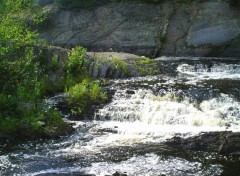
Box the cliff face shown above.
[39,1,240,57]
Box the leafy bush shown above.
[111,57,129,75]
[66,79,107,116]
[32,10,50,25]
[0,2,108,138]
[49,55,59,71]
[0,107,65,137]
[67,46,87,74]
[0,17,67,139]
[66,46,88,86]
[65,47,108,117]
[0,0,32,13]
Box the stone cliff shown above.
[39,0,240,57]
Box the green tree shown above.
[0,17,66,138]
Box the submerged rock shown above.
[112,171,128,176]
[96,128,118,134]
[166,131,240,156]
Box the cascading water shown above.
[0,57,240,176]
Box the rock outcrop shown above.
[39,0,240,57]
[36,45,162,80]
[166,131,240,156]
[85,52,161,78]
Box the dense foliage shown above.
[0,16,67,138]
[0,0,107,139]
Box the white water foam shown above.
[0,155,21,176]
[92,89,240,146]
[28,154,223,176]
[177,64,240,84]
[83,153,223,176]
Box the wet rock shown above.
[166,131,240,156]
[126,90,135,95]
[112,171,128,176]
[0,134,14,142]
[37,121,46,126]
[97,128,118,134]
[46,93,73,117]
[47,93,68,107]
[218,132,240,155]
[38,0,53,7]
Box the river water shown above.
[0,57,240,176]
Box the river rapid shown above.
[0,57,240,176]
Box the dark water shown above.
[1,57,240,176]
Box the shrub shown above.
[66,79,108,116]
[32,10,50,25]
[111,57,129,75]
[49,55,59,71]
[0,17,67,139]
[64,46,108,117]
[66,46,88,86]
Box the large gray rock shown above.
[39,1,240,57]
[166,131,240,156]
[187,2,240,47]
[85,52,161,78]
[34,45,162,80]
[40,2,174,56]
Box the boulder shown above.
[112,171,128,176]
[85,52,161,78]
[166,131,240,156]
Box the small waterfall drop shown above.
[1,57,240,176]
[93,84,240,145]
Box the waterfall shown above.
[1,57,240,176]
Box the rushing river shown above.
[1,57,240,176]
